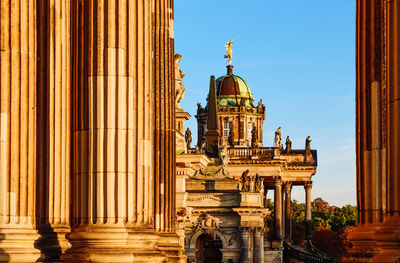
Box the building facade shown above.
[176,61,320,263]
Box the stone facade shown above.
[177,63,318,263]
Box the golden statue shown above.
[224,40,234,65]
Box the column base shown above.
[342,215,400,262]
[0,226,41,262]
[35,224,71,262]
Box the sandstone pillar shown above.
[284,182,292,242]
[304,181,312,241]
[344,1,400,262]
[240,227,252,263]
[36,0,71,260]
[0,0,41,261]
[64,0,180,262]
[253,227,264,263]
[273,176,283,240]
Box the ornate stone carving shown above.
[224,40,234,65]
[251,126,258,149]
[195,213,222,234]
[185,127,192,152]
[273,176,283,186]
[274,126,282,148]
[219,140,230,165]
[228,129,235,148]
[175,53,185,108]
[176,208,192,231]
[240,169,250,191]
[285,136,292,153]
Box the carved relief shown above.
[195,213,222,234]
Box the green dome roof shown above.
[215,65,255,108]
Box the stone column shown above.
[253,227,264,263]
[0,0,41,261]
[284,182,292,242]
[64,0,180,261]
[304,181,313,240]
[240,227,252,263]
[36,0,71,260]
[273,176,283,240]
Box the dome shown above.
[215,65,255,108]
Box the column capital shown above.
[273,176,283,186]
[284,181,292,193]
[304,181,313,190]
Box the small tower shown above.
[204,76,220,156]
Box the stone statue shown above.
[219,139,229,165]
[249,176,256,192]
[251,126,258,149]
[175,54,185,108]
[228,129,235,148]
[305,136,312,154]
[224,39,234,65]
[257,99,263,112]
[240,97,246,108]
[285,136,292,153]
[255,174,264,192]
[185,128,192,152]
[197,103,202,114]
[274,126,282,149]
[241,169,249,191]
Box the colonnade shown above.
[272,177,313,242]
[0,0,181,262]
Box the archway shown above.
[195,233,223,263]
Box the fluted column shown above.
[254,227,264,263]
[273,176,283,240]
[65,0,179,262]
[240,227,252,263]
[304,181,312,240]
[284,182,292,242]
[36,0,71,260]
[0,0,41,261]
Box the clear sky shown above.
[174,1,356,207]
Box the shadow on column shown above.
[34,1,63,260]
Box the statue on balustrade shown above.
[249,176,256,192]
[185,127,192,152]
[285,136,292,153]
[305,136,311,154]
[175,54,185,109]
[255,174,264,193]
[228,129,235,148]
[274,126,282,149]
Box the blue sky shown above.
[174,1,356,207]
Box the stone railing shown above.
[229,147,275,159]
[283,241,337,263]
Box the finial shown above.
[224,40,234,65]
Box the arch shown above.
[189,229,228,249]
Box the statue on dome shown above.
[224,40,234,65]
[274,127,282,149]
[174,54,185,109]
[285,136,292,153]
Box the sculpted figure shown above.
[195,145,200,154]
[305,136,312,154]
[175,54,185,108]
[200,137,206,151]
[255,174,263,192]
[274,126,282,149]
[197,103,202,114]
[241,169,249,191]
[224,39,234,65]
[219,139,229,165]
[185,128,192,152]
[228,129,235,148]
[249,176,256,192]
[285,136,292,153]
[240,98,246,108]
[251,126,258,149]
[257,99,263,112]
